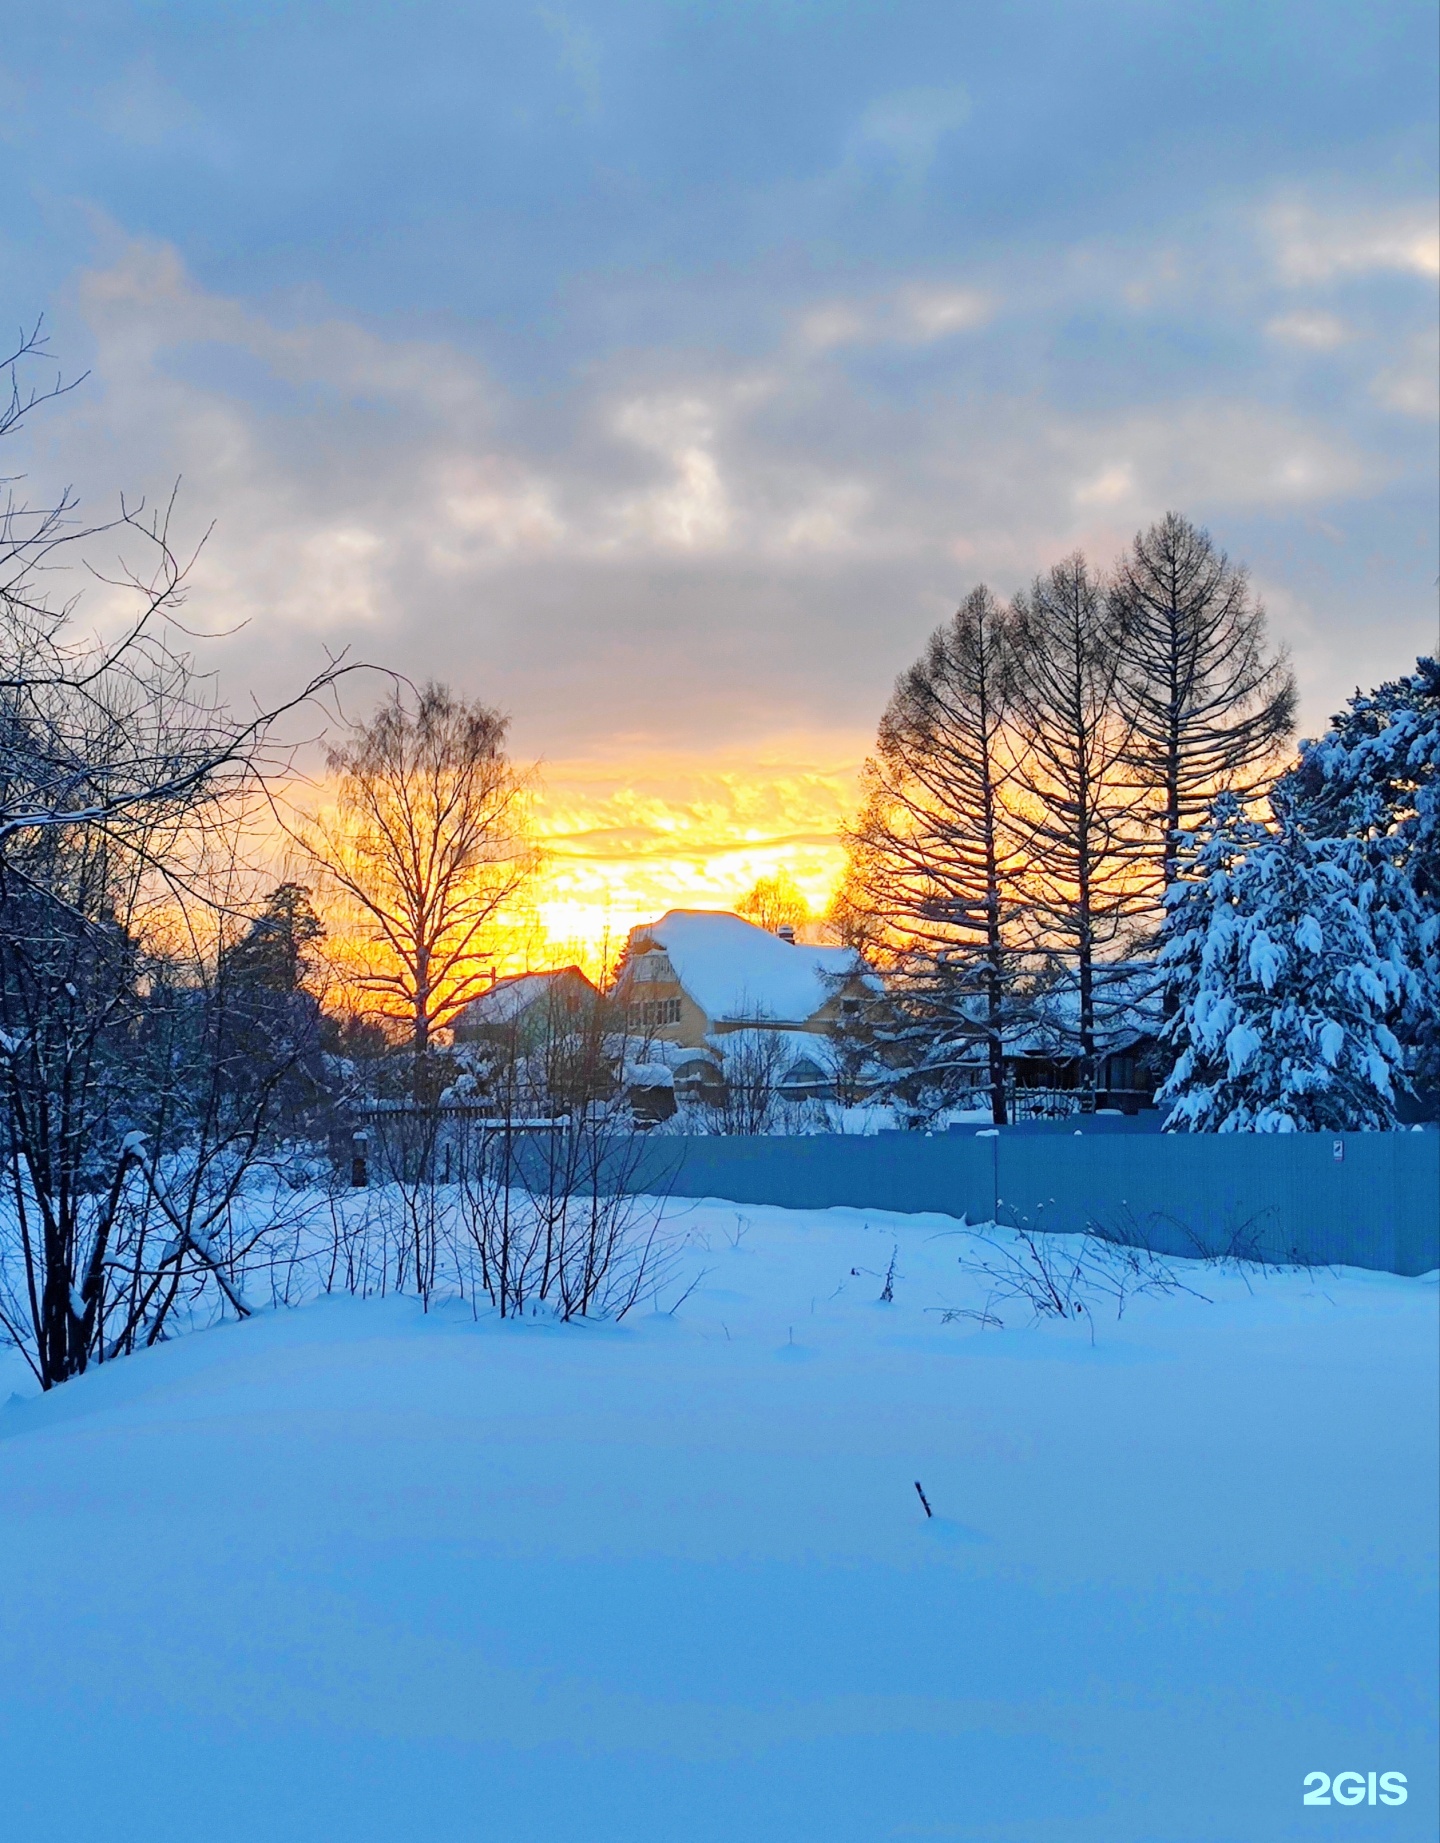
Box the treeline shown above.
[837,515,1438,1132]
[836,513,1295,1121]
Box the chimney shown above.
[777,924,795,944]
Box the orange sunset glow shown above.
[519,740,866,975]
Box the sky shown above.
[2,1,1437,959]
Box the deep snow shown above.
[0,1199,1435,1842]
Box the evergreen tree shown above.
[1281,656,1439,1088]
[215,884,330,1133]
[1158,793,1414,1131]
[223,883,325,996]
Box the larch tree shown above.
[838,586,1028,1122]
[1112,511,1296,903]
[1009,555,1147,1097]
[297,683,536,1063]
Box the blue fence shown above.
[611,1129,1439,1276]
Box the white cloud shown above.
[850,86,970,181]
[12,221,1421,760]
[897,287,992,340]
[612,395,733,550]
[1266,310,1351,350]
[433,457,568,566]
[776,481,872,555]
[1056,405,1378,516]
[1371,329,1440,419]
[798,304,872,351]
[79,231,494,425]
[1267,199,1439,285]
[796,282,992,352]
[98,55,203,150]
[1074,463,1136,509]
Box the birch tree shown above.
[297,683,536,1062]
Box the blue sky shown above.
[2,0,1436,768]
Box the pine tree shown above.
[1158,792,1414,1132]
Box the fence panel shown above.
[611,1130,1438,1276]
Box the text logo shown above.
[1303,1772,1407,1807]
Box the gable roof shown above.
[455,966,595,1029]
[626,910,866,1026]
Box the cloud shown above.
[1371,329,1440,419]
[1266,310,1351,350]
[1059,405,1378,527]
[10,217,1422,784]
[1266,199,1440,285]
[529,744,863,963]
[850,86,971,182]
[798,304,873,352]
[1074,463,1136,509]
[610,394,734,550]
[797,283,993,352]
[898,287,992,340]
[98,55,204,151]
[537,7,603,118]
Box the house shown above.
[947,964,1165,1116]
[450,966,600,1048]
[613,909,875,1107]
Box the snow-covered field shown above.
[1,1198,1435,1842]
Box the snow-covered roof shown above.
[625,911,866,1027]
[455,967,593,1028]
[709,1027,840,1077]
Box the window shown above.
[632,998,682,1029]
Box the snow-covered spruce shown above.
[1158,791,1415,1131]
[1281,655,1439,1088]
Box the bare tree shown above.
[708,1026,790,1134]
[295,683,536,1063]
[0,815,338,1387]
[1009,556,1146,1099]
[1112,512,1295,899]
[1,329,345,874]
[838,587,1028,1122]
[0,329,354,1388]
[736,869,809,934]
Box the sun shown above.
[513,741,865,977]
